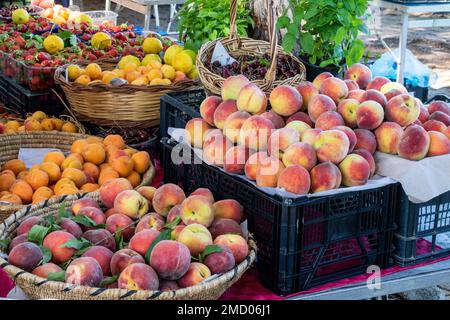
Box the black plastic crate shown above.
[0,74,65,117]
[161,138,396,295]
[426,94,450,104]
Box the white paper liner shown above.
[211,41,236,66]
[18,148,65,169]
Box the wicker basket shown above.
[55,60,199,128]
[196,0,306,96]
[0,131,155,223]
[0,193,257,300]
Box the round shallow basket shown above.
[0,131,155,222]
[55,60,199,128]
[0,193,257,300]
[196,0,306,96]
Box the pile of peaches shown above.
[5,180,249,291]
[183,65,450,195]
[0,111,79,134]
[0,134,152,205]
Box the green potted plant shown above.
[277,0,369,80]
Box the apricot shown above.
[71,139,89,154]
[10,179,33,204]
[61,168,87,188]
[112,156,134,177]
[32,186,54,204]
[131,151,151,174]
[82,162,100,181]
[0,193,22,204]
[81,183,99,193]
[0,173,15,191]
[98,168,120,185]
[40,162,61,183]
[82,143,106,165]
[8,242,43,272]
[2,159,26,176]
[25,169,49,191]
[103,134,125,150]
[60,157,83,171]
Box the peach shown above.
[99,178,133,208]
[429,111,450,126]
[419,106,430,123]
[204,128,223,141]
[312,72,333,89]
[83,229,116,252]
[204,244,235,274]
[221,75,251,100]
[17,216,42,235]
[386,94,419,127]
[223,146,250,174]
[60,157,83,171]
[256,156,285,188]
[209,218,243,239]
[260,111,285,129]
[356,100,384,130]
[444,127,450,140]
[160,280,180,291]
[301,128,323,146]
[129,229,161,256]
[319,77,348,103]
[427,131,450,157]
[8,242,43,272]
[244,151,268,181]
[71,198,99,215]
[185,118,211,149]
[347,89,366,102]
[277,165,311,195]
[344,63,372,89]
[339,154,370,186]
[315,111,345,130]
[200,96,222,126]
[282,142,317,171]
[190,188,214,203]
[308,94,336,123]
[344,79,359,91]
[237,83,267,114]
[329,126,356,153]
[137,186,156,210]
[285,121,312,137]
[32,263,62,279]
[177,262,211,288]
[110,248,145,275]
[381,82,408,95]
[213,199,244,223]
[152,183,186,216]
[106,213,135,241]
[150,240,191,280]
[59,217,83,238]
[118,263,159,290]
[313,130,350,164]
[213,100,238,129]
[214,234,249,264]
[171,225,186,240]
[375,122,404,154]
[77,206,106,227]
[180,195,215,227]
[239,115,274,151]
[268,128,300,159]
[114,190,148,219]
[384,89,404,102]
[398,125,430,161]
[82,245,114,276]
[361,89,388,108]
[177,223,213,256]
[43,231,76,264]
[367,76,391,91]
[202,133,233,167]
[286,111,314,127]
[296,81,318,110]
[9,234,28,251]
[65,257,103,287]
[428,101,450,116]
[353,149,376,177]
[354,129,377,154]
[423,120,447,133]
[103,135,125,150]
[269,85,302,116]
[167,205,182,223]
[223,111,251,143]
[310,162,342,193]
[135,213,164,233]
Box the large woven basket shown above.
[196,0,306,96]
[0,193,257,300]
[0,131,155,222]
[55,60,198,128]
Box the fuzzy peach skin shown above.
[203,244,236,274]
[339,154,370,187]
[344,79,359,91]
[177,223,213,256]
[312,72,333,90]
[354,129,377,154]
[129,229,160,256]
[347,90,366,103]
[114,190,148,219]
[71,198,99,215]
[137,186,156,211]
[386,94,420,127]
[319,77,349,103]
[152,183,186,216]
[301,128,323,146]
[32,263,62,279]
[135,212,165,233]
[76,207,106,228]
[166,205,182,224]
[8,242,43,272]
[344,63,372,89]
[203,133,233,167]
[398,125,430,161]
[221,75,251,100]
[423,120,447,133]
[237,83,267,115]
[315,111,345,130]
[190,188,215,203]
[260,111,285,129]
[83,229,116,252]
[106,213,135,241]
[282,142,317,171]
[256,156,285,188]
[296,81,318,111]
[177,262,211,288]
[428,100,450,116]
[331,126,357,153]
[418,106,430,124]
[213,100,238,130]
[244,152,269,181]
[110,248,145,275]
[185,118,211,149]
[171,225,186,240]
[444,127,450,140]
[313,130,350,164]
[150,240,191,280]
[374,122,404,154]
[427,131,450,157]
[59,218,83,238]
[214,234,249,264]
[99,178,133,208]
[180,195,215,227]
[380,82,408,95]
[353,149,376,178]
[43,230,76,264]
[367,76,391,91]
[277,165,311,195]
[223,146,250,174]
[429,111,450,126]
[223,111,251,143]
[118,263,159,290]
[308,94,336,123]
[213,199,244,223]
[384,89,404,102]
[267,128,300,159]
[310,162,342,193]
[239,115,274,151]
[8,234,28,251]
[209,218,243,239]
[356,100,384,130]
[200,96,222,126]
[269,85,302,117]
[286,111,314,127]
[159,280,180,291]
[361,89,388,108]
[65,257,103,287]
[285,120,312,137]
[16,216,42,235]
[82,245,114,276]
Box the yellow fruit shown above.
[142,37,163,54]
[102,71,116,84]
[183,49,197,62]
[138,66,148,75]
[146,61,162,70]
[141,54,161,66]
[161,65,175,80]
[112,69,125,78]
[123,63,138,73]
[6,121,20,131]
[43,35,64,54]
[85,63,102,80]
[164,45,184,66]
[51,118,64,131]
[147,69,163,82]
[172,52,194,74]
[91,32,112,50]
[161,79,172,85]
[126,71,141,83]
[52,16,66,26]
[31,111,47,121]
[67,65,83,81]
[150,78,166,85]
[118,55,141,70]
[74,75,91,85]
[188,66,199,79]
[131,79,147,86]
[73,13,93,25]
[62,122,77,133]
[12,9,30,24]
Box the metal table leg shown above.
[153,5,160,33]
[397,10,409,84]
[105,0,111,11]
[144,5,152,31]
